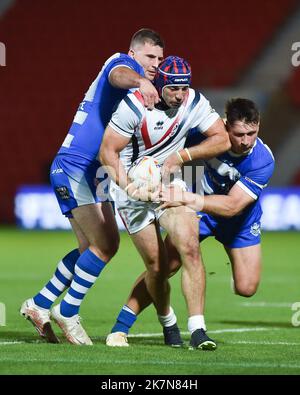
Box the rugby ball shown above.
[128,156,161,191]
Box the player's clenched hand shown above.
[139,78,160,110]
[125,182,160,202]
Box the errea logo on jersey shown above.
[154,121,164,130]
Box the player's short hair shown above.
[153,55,191,96]
[130,28,165,49]
[225,98,260,125]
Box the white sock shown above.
[158,306,177,327]
[188,315,206,334]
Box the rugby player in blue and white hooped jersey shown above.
[159,98,275,297]
[20,29,164,345]
[100,56,230,350]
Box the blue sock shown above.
[33,249,80,309]
[111,305,137,335]
[60,248,106,317]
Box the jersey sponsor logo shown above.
[51,168,63,174]
[55,186,70,200]
[154,121,164,130]
[245,176,267,189]
[250,222,261,237]
[169,123,179,137]
[173,77,189,83]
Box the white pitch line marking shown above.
[0,327,282,345]
[240,302,293,307]
[227,341,300,346]
[128,327,279,338]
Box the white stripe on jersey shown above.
[62,133,74,148]
[73,111,88,125]
[236,180,258,200]
[109,88,220,170]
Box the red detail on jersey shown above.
[141,118,152,149]
[133,91,152,148]
[135,88,190,150]
[141,92,189,149]
[133,90,145,105]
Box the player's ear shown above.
[222,117,228,131]
[128,49,135,59]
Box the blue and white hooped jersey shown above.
[57,53,144,161]
[186,130,275,222]
[109,88,220,171]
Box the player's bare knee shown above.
[234,281,259,297]
[92,239,119,262]
[175,235,199,263]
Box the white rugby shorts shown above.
[109,178,187,234]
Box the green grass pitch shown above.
[0,227,299,375]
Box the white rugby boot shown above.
[106,331,129,347]
[51,304,93,345]
[20,298,59,343]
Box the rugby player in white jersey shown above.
[20,29,164,345]
[109,98,274,349]
[100,56,230,350]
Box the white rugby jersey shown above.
[109,88,220,171]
